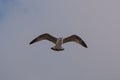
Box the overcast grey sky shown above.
[0,0,120,80]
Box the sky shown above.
[0,0,120,80]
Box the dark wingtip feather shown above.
[29,42,32,45]
[29,40,35,45]
[84,44,88,48]
[81,41,88,48]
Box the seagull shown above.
[29,33,88,51]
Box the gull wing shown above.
[63,35,88,48]
[29,33,57,44]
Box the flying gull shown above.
[29,33,88,51]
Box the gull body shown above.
[29,33,88,51]
[51,38,64,51]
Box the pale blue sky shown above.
[0,0,17,21]
[0,0,120,80]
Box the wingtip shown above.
[81,41,88,48]
[85,45,88,48]
[29,42,33,45]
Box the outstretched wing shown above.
[63,35,88,48]
[29,33,57,45]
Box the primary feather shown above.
[63,35,87,48]
[29,33,57,44]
